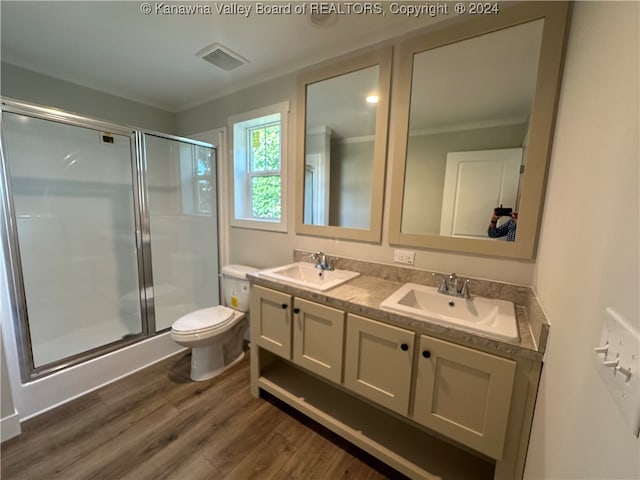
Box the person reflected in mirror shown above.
[488,207,517,241]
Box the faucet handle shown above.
[326,256,335,271]
[432,273,448,294]
[460,279,471,298]
[310,251,323,266]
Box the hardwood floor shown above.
[1,350,407,480]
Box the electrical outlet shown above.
[393,249,415,265]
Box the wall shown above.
[525,2,639,479]
[1,63,176,134]
[176,74,296,135]
[176,65,535,286]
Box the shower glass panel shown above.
[144,134,219,331]
[3,113,143,367]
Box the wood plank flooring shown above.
[1,350,408,480]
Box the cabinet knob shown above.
[281,303,288,309]
[422,350,431,358]
[293,308,300,314]
[401,343,409,351]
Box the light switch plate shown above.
[595,307,640,437]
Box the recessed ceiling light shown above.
[366,95,379,104]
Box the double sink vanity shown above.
[248,251,549,480]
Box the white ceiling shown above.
[0,1,445,112]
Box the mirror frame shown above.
[388,1,571,259]
[296,47,392,242]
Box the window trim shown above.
[228,101,289,232]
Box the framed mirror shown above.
[296,47,392,242]
[388,2,570,259]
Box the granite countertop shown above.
[247,252,549,363]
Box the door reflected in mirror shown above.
[401,19,543,241]
[304,65,379,229]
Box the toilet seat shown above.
[171,305,235,336]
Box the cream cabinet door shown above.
[250,285,292,359]
[344,314,414,416]
[292,298,345,383]
[413,334,516,459]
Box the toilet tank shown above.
[221,264,257,312]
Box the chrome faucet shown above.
[432,272,471,298]
[310,251,335,271]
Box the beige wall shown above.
[1,63,176,133]
[526,2,639,478]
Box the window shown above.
[229,102,288,231]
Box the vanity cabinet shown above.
[250,283,539,479]
[413,335,516,459]
[344,313,414,416]
[251,285,345,383]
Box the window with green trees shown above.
[230,102,288,232]
[248,123,281,219]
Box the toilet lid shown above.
[171,306,235,334]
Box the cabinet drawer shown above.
[413,335,516,459]
[344,313,414,416]
[292,297,345,383]
[250,285,292,359]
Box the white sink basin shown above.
[380,283,519,341]
[257,262,360,292]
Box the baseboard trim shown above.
[1,411,21,442]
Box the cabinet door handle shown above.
[293,308,300,314]
[281,303,288,309]
[401,343,409,351]
[422,350,431,358]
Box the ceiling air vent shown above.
[197,43,249,71]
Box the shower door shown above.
[143,134,220,331]
[2,112,145,370]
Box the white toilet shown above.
[170,264,256,381]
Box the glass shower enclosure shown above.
[1,99,220,381]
